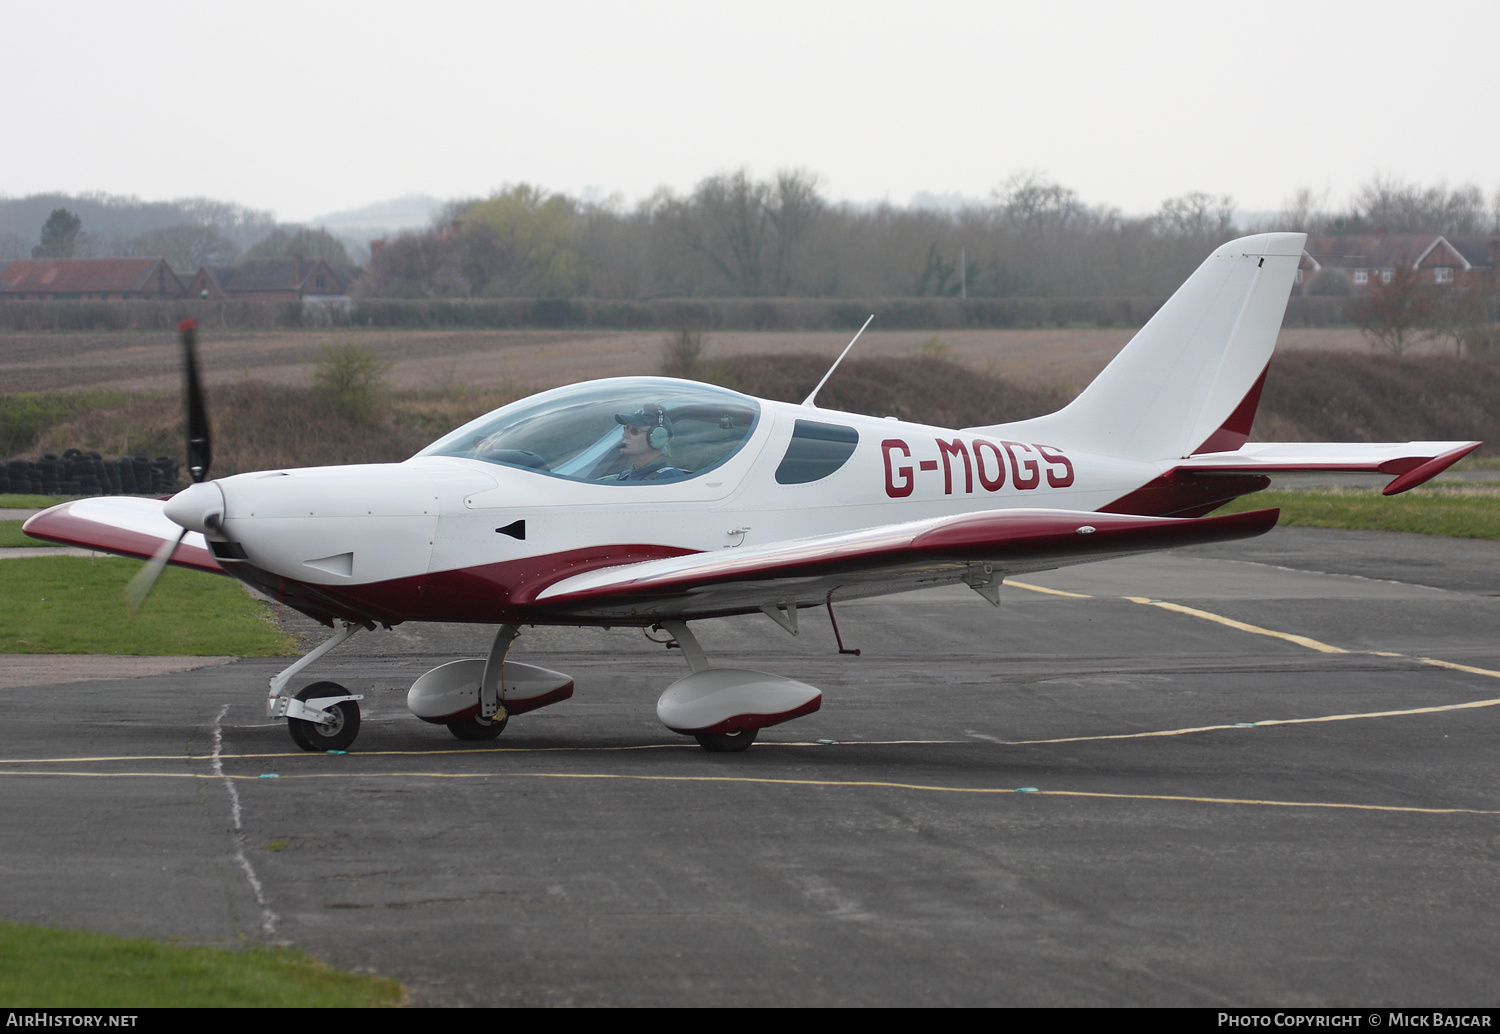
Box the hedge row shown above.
[0,294,1357,332]
[0,299,311,332]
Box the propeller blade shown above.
[180,319,212,483]
[124,528,188,614]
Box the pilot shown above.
[610,403,686,482]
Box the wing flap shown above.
[537,507,1279,609]
[22,497,223,574]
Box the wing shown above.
[22,497,223,574]
[1178,440,1480,495]
[533,506,1280,621]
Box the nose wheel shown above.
[287,681,362,751]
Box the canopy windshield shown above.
[416,378,761,484]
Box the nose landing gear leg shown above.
[267,619,372,751]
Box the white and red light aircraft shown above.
[24,232,1480,753]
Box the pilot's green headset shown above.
[646,403,671,451]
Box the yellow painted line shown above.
[1416,657,1500,680]
[0,744,696,765]
[1,767,1494,816]
[1010,579,1500,683]
[1123,596,1349,653]
[1009,695,1500,745]
[1003,578,1092,599]
[1025,788,1499,817]
[0,739,962,767]
[1117,597,1500,681]
[998,577,1500,736]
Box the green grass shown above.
[0,388,132,456]
[0,557,295,655]
[0,493,79,508]
[1451,453,1500,471]
[1221,486,1500,539]
[0,520,32,547]
[0,922,401,1007]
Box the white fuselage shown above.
[165,391,1167,627]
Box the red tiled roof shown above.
[0,258,181,294]
[1303,234,1463,270]
[1446,236,1500,269]
[202,258,352,296]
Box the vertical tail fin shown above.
[973,232,1306,462]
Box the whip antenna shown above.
[802,314,874,408]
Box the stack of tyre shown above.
[0,451,181,497]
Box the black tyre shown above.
[695,727,758,753]
[447,714,508,740]
[287,681,360,751]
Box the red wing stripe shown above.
[538,508,1280,603]
[22,501,223,574]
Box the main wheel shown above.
[287,681,361,751]
[695,727,758,753]
[447,714,508,740]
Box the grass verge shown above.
[1451,454,1500,471]
[0,494,77,509]
[0,520,31,547]
[1221,486,1500,539]
[1,557,295,655]
[0,922,401,1007]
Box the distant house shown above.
[1298,234,1498,294]
[0,258,186,300]
[183,257,357,305]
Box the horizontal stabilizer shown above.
[1178,441,1481,495]
[22,497,223,573]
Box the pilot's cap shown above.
[614,405,671,433]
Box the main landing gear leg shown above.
[267,619,371,752]
[659,620,757,754]
[448,624,518,741]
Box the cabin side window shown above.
[775,420,859,484]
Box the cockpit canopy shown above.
[416,378,761,484]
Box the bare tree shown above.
[1153,192,1236,241]
[244,227,352,265]
[661,326,706,377]
[118,225,240,269]
[675,170,772,295]
[1353,175,1490,235]
[1352,258,1438,356]
[994,172,1084,238]
[1428,279,1495,356]
[358,230,465,298]
[764,169,824,294]
[1276,187,1331,233]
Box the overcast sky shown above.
[3,0,1496,223]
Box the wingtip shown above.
[1381,442,1482,496]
